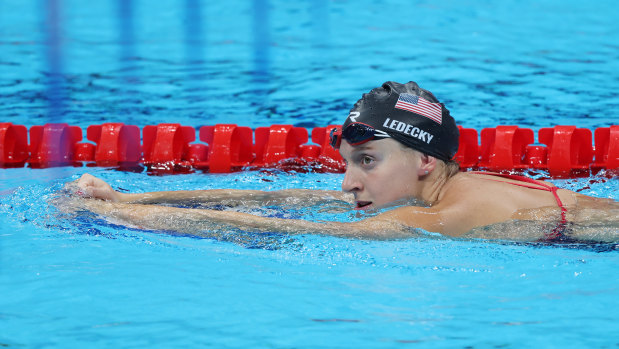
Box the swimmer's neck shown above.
[419,169,458,206]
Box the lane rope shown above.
[1,122,617,176]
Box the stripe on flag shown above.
[394,93,442,124]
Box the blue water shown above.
[1,0,619,348]
[1,0,618,130]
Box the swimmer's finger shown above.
[61,179,91,197]
[75,188,93,198]
[73,174,119,201]
[76,173,97,188]
[58,181,83,198]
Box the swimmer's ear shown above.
[417,154,437,177]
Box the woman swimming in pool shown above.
[63,81,619,242]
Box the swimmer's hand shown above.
[50,193,87,214]
[68,173,126,202]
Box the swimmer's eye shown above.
[361,156,374,165]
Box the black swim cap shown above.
[343,81,459,161]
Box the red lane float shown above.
[0,122,617,176]
[0,123,28,167]
[454,126,479,168]
[480,126,534,170]
[199,124,253,173]
[86,123,141,166]
[142,123,196,172]
[310,125,345,171]
[29,123,82,167]
[539,126,593,176]
[253,125,307,165]
[593,126,619,171]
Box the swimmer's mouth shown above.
[355,201,372,210]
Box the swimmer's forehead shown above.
[352,143,375,151]
[339,142,371,160]
[343,139,392,153]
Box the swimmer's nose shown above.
[341,168,362,193]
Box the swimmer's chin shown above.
[355,198,428,212]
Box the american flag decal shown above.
[394,93,442,124]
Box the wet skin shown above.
[58,139,619,242]
[338,138,434,210]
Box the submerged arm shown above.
[77,199,410,239]
[72,173,353,207]
[120,188,352,207]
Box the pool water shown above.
[1,0,619,348]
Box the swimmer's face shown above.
[339,138,425,210]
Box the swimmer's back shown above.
[434,173,575,234]
[434,172,618,237]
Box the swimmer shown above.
[60,81,619,242]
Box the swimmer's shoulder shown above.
[372,205,449,234]
[374,179,479,235]
[376,203,480,236]
[435,172,494,206]
[424,173,527,234]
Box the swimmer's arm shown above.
[73,173,352,206]
[119,189,353,206]
[77,200,431,239]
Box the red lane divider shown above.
[143,123,196,171]
[186,143,209,167]
[539,126,593,176]
[0,123,29,167]
[593,126,619,172]
[480,126,535,171]
[524,145,547,169]
[0,123,617,175]
[253,125,308,167]
[454,126,479,168]
[199,124,253,173]
[310,125,345,172]
[29,123,82,167]
[86,123,141,166]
